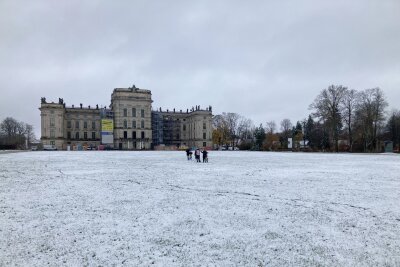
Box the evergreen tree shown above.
[386,110,400,151]
[253,124,265,151]
[304,115,315,148]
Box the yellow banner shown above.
[101,119,113,132]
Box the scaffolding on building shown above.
[162,115,181,147]
[151,112,163,147]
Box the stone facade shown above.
[39,86,213,150]
[64,105,102,149]
[39,98,102,150]
[152,106,213,149]
[111,87,153,150]
[39,100,66,149]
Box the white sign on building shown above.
[288,138,293,149]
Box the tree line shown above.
[212,85,400,153]
[0,117,36,149]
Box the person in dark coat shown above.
[201,149,208,163]
[195,148,201,162]
[185,148,191,160]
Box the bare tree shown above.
[25,123,35,145]
[0,117,29,149]
[280,118,292,148]
[16,121,26,136]
[355,88,388,152]
[0,117,19,137]
[212,114,229,147]
[280,119,292,134]
[310,85,347,152]
[213,113,252,149]
[237,117,253,142]
[224,112,241,149]
[264,120,277,150]
[340,89,358,152]
[265,120,277,135]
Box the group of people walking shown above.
[186,148,208,163]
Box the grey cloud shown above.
[0,0,399,137]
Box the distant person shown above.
[202,149,208,163]
[185,148,191,160]
[195,148,201,162]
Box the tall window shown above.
[75,132,79,139]
[203,133,207,139]
[84,121,87,129]
[203,142,207,147]
[123,120,127,128]
[141,131,145,139]
[67,121,71,128]
[123,108,127,117]
[67,132,71,139]
[141,120,144,128]
[92,132,96,140]
[141,109,144,118]
[92,121,95,129]
[124,131,127,139]
[132,121,136,128]
[132,108,136,117]
[183,125,186,131]
[203,122,206,130]
[50,129,55,138]
[132,131,136,139]
[75,121,79,129]
[50,117,55,126]
[84,132,87,139]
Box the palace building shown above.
[39,85,213,150]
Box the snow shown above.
[0,151,399,266]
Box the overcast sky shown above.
[1,0,399,138]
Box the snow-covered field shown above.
[0,151,399,266]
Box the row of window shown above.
[123,131,146,139]
[67,121,96,129]
[181,123,207,131]
[123,120,145,129]
[64,120,206,130]
[66,114,98,119]
[163,116,208,122]
[123,108,145,118]
[67,132,97,140]
[64,131,153,140]
[62,131,207,140]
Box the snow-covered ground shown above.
[0,151,399,266]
